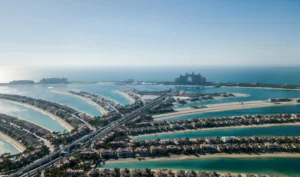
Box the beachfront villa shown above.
[100,149,115,158]
[150,146,164,154]
[116,148,133,158]
[2,82,300,176]
[135,147,149,156]
[200,144,218,153]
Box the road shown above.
[10,93,166,177]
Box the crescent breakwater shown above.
[153,99,300,119]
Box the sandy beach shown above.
[0,131,26,153]
[233,93,249,97]
[52,90,109,115]
[105,153,300,164]
[173,93,249,106]
[95,82,115,85]
[115,90,135,104]
[154,99,300,119]
[222,86,300,91]
[131,123,300,139]
[0,98,73,131]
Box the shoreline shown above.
[52,90,108,115]
[221,86,300,91]
[154,100,300,119]
[2,83,300,91]
[0,99,73,132]
[0,131,26,153]
[105,153,300,164]
[173,93,249,106]
[131,122,300,139]
[115,90,135,104]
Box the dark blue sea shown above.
[2,66,300,84]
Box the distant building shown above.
[38,78,69,84]
[175,72,206,85]
[9,80,35,84]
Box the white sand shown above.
[52,90,108,115]
[115,90,135,104]
[131,123,300,139]
[0,131,26,153]
[154,99,300,119]
[105,153,300,164]
[222,86,300,91]
[173,93,249,106]
[0,98,73,131]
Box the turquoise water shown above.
[1,84,299,117]
[0,137,20,155]
[175,87,300,109]
[0,101,65,132]
[0,85,103,116]
[133,125,300,140]
[159,105,300,121]
[103,157,300,176]
[1,67,300,173]
[0,84,173,115]
[2,66,300,85]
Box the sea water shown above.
[0,137,20,155]
[159,105,300,121]
[1,66,300,85]
[133,125,300,140]
[1,66,300,173]
[0,101,65,132]
[103,157,300,176]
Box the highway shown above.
[10,93,167,177]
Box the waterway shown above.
[0,101,66,132]
[159,105,300,121]
[103,157,300,176]
[0,83,300,175]
[133,125,300,140]
[0,137,20,155]
[174,86,300,109]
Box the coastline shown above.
[0,98,73,132]
[0,131,26,153]
[105,153,300,164]
[154,100,300,119]
[52,90,109,115]
[131,123,300,139]
[221,86,300,91]
[115,90,135,104]
[173,93,249,106]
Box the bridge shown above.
[10,92,167,177]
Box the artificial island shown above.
[0,73,300,177]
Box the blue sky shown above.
[0,0,299,66]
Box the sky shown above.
[0,0,299,67]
